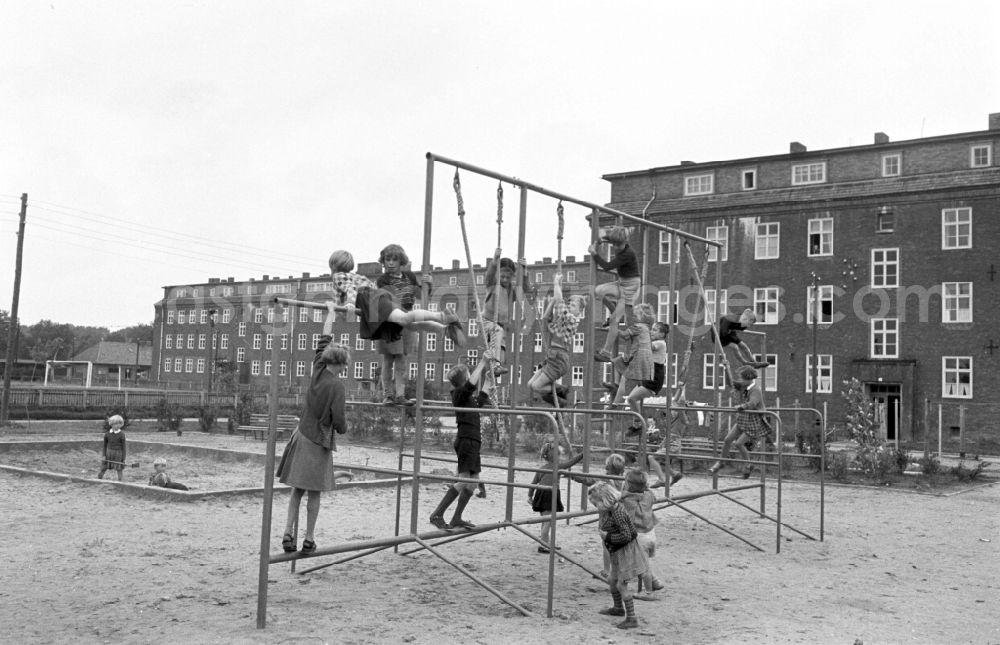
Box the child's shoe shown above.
[450,518,475,530]
[616,617,639,629]
[445,321,467,347]
[281,533,296,553]
[300,539,316,555]
[670,472,684,485]
[593,349,613,363]
[429,515,450,530]
[598,607,625,616]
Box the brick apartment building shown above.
[601,112,1000,448]
[152,255,594,401]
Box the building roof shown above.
[72,341,153,366]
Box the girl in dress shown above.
[609,303,656,409]
[528,437,583,553]
[97,415,127,481]
[589,481,648,630]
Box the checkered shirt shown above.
[332,272,376,308]
[546,299,581,348]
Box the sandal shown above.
[300,539,316,555]
[281,533,296,553]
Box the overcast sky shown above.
[2,1,999,329]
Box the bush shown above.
[234,391,258,426]
[951,460,989,482]
[894,449,911,475]
[197,406,218,432]
[154,398,184,435]
[826,451,850,481]
[917,453,942,475]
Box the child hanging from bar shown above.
[328,247,467,350]
[589,226,641,363]
[590,481,648,630]
[483,247,533,377]
[527,272,586,405]
[714,308,770,369]
[607,303,656,408]
[428,360,493,530]
[708,365,772,478]
[375,252,422,405]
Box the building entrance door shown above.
[867,383,901,441]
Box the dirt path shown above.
[1,431,998,644]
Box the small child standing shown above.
[571,453,627,579]
[590,226,641,363]
[527,272,586,404]
[148,457,189,491]
[428,360,494,530]
[528,438,584,553]
[97,414,127,481]
[619,469,664,600]
[589,481,648,630]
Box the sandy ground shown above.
[1,430,998,645]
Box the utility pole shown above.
[1,194,28,426]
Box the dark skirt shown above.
[276,431,339,491]
[103,446,125,471]
[532,489,563,513]
[356,287,402,342]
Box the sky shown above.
[1,1,999,330]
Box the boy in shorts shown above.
[528,272,586,405]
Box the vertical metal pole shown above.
[776,414,783,554]
[937,403,942,455]
[664,233,678,473]
[580,208,601,509]
[411,154,436,535]
[713,246,723,454]
[505,185,529,522]
[819,407,826,541]
[255,329,281,628]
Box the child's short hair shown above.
[737,365,758,381]
[625,467,648,492]
[447,363,470,387]
[379,244,409,266]
[328,249,355,273]
[651,321,669,337]
[633,302,655,326]
[740,308,757,324]
[498,258,516,273]
[588,481,619,508]
[602,226,630,245]
[604,453,627,475]
[320,343,351,366]
[567,294,587,311]
[538,439,561,463]
[153,457,167,467]
[108,414,124,428]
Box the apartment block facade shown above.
[601,112,1000,447]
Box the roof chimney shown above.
[302,272,310,279]
[874,132,890,144]
[452,260,460,269]
[679,160,695,166]
[790,142,807,154]
[989,112,1000,130]
[227,277,234,283]
[263,274,269,281]
[566,255,576,263]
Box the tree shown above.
[105,323,153,343]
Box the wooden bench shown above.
[241,413,300,441]
[621,435,717,471]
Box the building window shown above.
[185,358,194,373]
[176,333,183,348]
[703,289,727,325]
[279,334,287,350]
[428,302,439,312]
[355,335,364,351]
[970,144,992,168]
[449,276,457,286]
[196,358,205,374]
[871,248,899,288]
[298,308,309,323]
[535,272,544,283]
[314,309,324,323]
[266,307,274,323]
[353,362,364,379]
[281,308,289,323]
[658,231,679,264]
[442,363,452,382]
[165,335,173,349]
[238,322,246,337]
[753,354,778,391]
[425,363,436,382]
[222,286,233,297]
[187,334,195,349]
[370,340,377,351]
[198,334,206,350]
[942,282,972,323]
[292,333,303,351]
[339,333,350,347]
[741,168,756,190]
[882,153,901,177]
[211,334,217,350]
[368,361,378,379]
[871,318,898,358]
[295,361,305,377]
[657,290,679,324]
[445,302,457,314]
[236,347,245,363]
[942,357,972,398]
[468,319,479,337]
[220,308,231,324]
[702,354,726,390]
[755,222,780,260]
[278,361,287,376]
[166,310,175,324]
[876,207,895,233]
[265,334,273,350]
[466,350,478,367]
[572,366,584,387]
[252,334,261,350]
[805,354,832,393]
[566,270,576,283]
[684,173,714,196]
[572,332,585,353]
[174,358,182,372]
[177,310,186,325]
[753,287,780,325]
[806,285,834,324]
[408,362,418,380]
[312,334,321,350]
[706,226,728,262]
[807,218,833,256]
[444,337,455,352]
[534,333,543,352]
[199,310,207,324]
[163,358,171,372]
[220,334,229,350]
[253,308,263,323]
[426,333,437,352]
[941,207,972,249]
[475,274,484,285]
[792,162,826,185]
